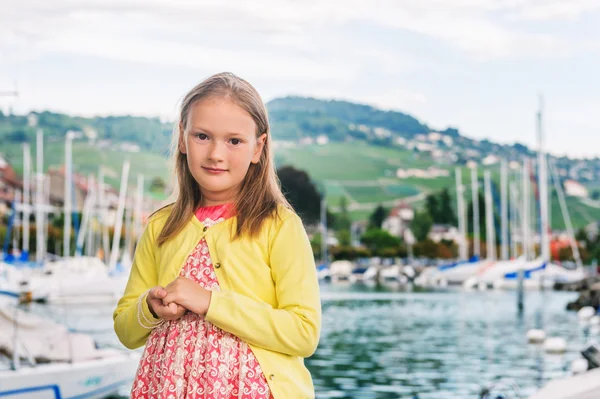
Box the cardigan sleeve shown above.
[113,221,161,349]
[205,212,322,357]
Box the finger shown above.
[162,293,176,305]
[164,283,177,293]
[167,302,178,314]
[148,286,165,299]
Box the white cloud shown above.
[3,0,599,66]
[505,0,600,21]
[2,0,600,157]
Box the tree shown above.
[438,188,457,225]
[413,239,439,258]
[278,165,321,224]
[412,210,433,242]
[575,228,588,243]
[150,177,166,193]
[425,194,440,224]
[361,228,401,254]
[335,229,351,246]
[329,245,371,261]
[424,189,456,225]
[334,197,352,231]
[310,232,322,257]
[368,205,387,229]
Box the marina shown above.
[2,283,598,398]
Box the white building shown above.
[415,142,434,152]
[396,167,450,179]
[394,137,407,146]
[374,127,392,138]
[83,126,98,142]
[442,136,454,146]
[382,203,414,237]
[482,155,500,165]
[428,132,442,141]
[27,113,38,127]
[428,224,460,243]
[316,135,329,145]
[465,149,481,158]
[466,160,478,169]
[509,160,521,170]
[564,180,588,198]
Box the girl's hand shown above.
[163,277,212,316]
[147,285,187,321]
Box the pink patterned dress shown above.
[131,203,272,399]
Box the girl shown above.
[113,72,321,399]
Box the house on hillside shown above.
[382,202,414,238]
[0,155,21,214]
[47,167,93,211]
[428,224,460,243]
[564,180,588,198]
[428,132,441,142]
[316,135,329,145]
[482,155,500,165]
[396,167,450,179]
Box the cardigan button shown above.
[203,226,208,232]
[214,263,221,269]
[268,373,275,381]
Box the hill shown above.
[1,98,600,230]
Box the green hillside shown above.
[268,96,438,142]
[1,97,599,230]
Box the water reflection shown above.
[22,284,589,398]
[309,284,584,399]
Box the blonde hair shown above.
[156,72,291,246]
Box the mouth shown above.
[202,166,228,174]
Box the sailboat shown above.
[468,100,586,289]
[419,167,497,287]
[0,299,139,398]
[2,131,134,304]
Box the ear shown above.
[178,123,187,154]
[251,133,267,164]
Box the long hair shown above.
[156,72,291,246]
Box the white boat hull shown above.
[0,353,139,399]
[528,368,600,399]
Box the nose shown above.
[207,141,225,162]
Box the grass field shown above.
[276,142,434,181]
[277,142,452,217]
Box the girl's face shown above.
[179,97,266,206]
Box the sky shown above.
[1,0,599,158]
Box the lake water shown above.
[26,284,596,398]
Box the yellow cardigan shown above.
[113,204,321,398]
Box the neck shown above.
[201,197,233,207]
[200,187,239,207]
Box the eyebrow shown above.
[190,126,248,137]
[190,126,213,134]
